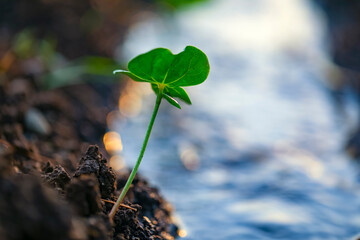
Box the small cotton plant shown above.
[109,46,210,219]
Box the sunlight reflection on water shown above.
[109,0,360,239]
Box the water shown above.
[111,0,360,239]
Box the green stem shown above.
[109,93,162,220]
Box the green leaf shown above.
[151,84,191,107]
[113,70,150,83]
[165,86,191,104]
[164,46,209,87]
[114,46,210,108]
[128,48,175,83]
[163,94,181,109]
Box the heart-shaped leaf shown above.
[114,46,210,108]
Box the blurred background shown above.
[2,0,360,239]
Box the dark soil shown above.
[0,173,74,240]
[0,142,178,240]
[0,67,178,240]
[74,145,117,200]
[0,65,178,240]
[112,173,179,240]
[0,1,179,239]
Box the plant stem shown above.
[109,93,162,220]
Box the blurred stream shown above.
[112,0,360,239]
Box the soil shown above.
[0,60,179,239]
[0,143,178,240]
[0,1,179,239]
[0,75,178,239]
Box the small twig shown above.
[101,199,137,211]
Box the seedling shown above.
[108,46,210,219]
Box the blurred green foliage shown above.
[43,56,119,89]
[12,29,120,90]
[156,0,209,10]
[13,29,57,66]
